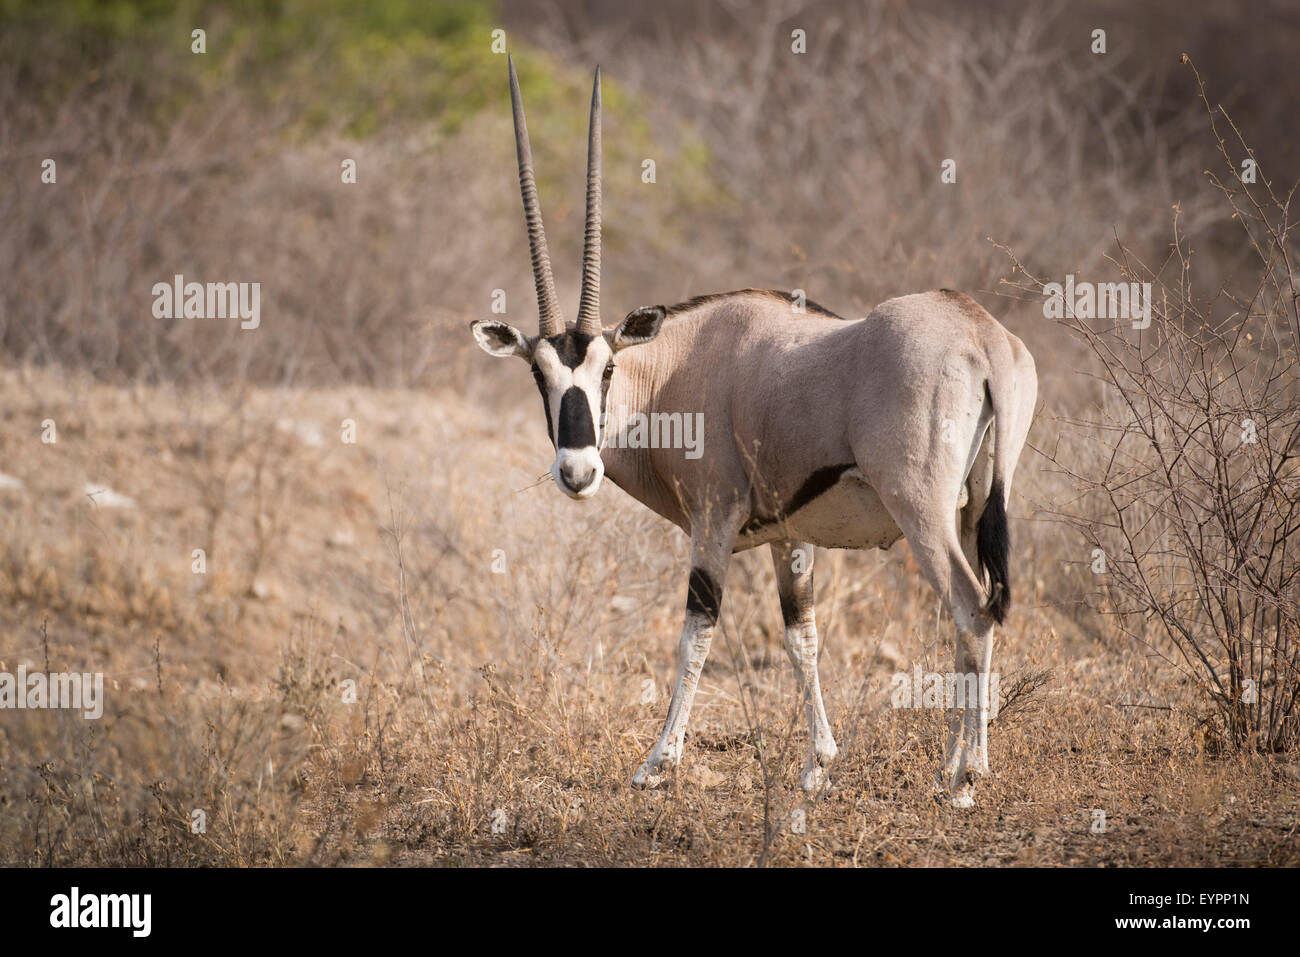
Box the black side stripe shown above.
[741,463,856,535]
[546,331,597,368]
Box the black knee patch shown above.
[686,568,722,623]
[778,589,799,628]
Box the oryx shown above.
[472,58,1038,807]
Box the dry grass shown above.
[1,362,1296,866]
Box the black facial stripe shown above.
[686,568,722,623]
[532,367,555,447]
[545,331,596,369]
[557,385,596,449]
[598,364,614,434]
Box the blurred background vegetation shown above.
[0,0,713,385]
[1,0,1295,389]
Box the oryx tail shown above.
[976,370,1018,625]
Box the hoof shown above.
[800,753,835,792]
[932,773,977,809]
[948,789,976,809]
[631,758,672,790]
[932,788,976,809]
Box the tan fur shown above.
[600,288,1037,801]
[603,289,1036,551]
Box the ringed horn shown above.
[507,55,603,338]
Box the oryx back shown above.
[602,288,1035,566]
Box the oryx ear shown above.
[471,319,533,359]
[609,305,665,352]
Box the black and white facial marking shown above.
[469,305,666,501]
[531,330,615,498]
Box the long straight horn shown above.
[508,54,564,337]
[575,66,603,336]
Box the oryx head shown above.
[471,57,664,499]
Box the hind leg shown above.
[771,541,838,791]
[942,436,998,790]
[877,485,997,808]
[941,591,996,804]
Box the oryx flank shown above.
[472,58,1038,807]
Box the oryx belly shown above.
[738,467,903,551]
[785,467,903,549]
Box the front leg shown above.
[632,529,733,789]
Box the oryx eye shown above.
[602,363,614,380]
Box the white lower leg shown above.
[944,624,994,806]
[974,626,995,775]
[785,621,838,790]
[772,542,837,791]
[633,611,714,788]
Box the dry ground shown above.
[0,362,1296,866]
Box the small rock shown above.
[689,765,724,789]
[327,527,355,548]
[276,418,325,447]
[84,482,137,509]
[248,579,278,600]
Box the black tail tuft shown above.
[976,479,1011,625]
